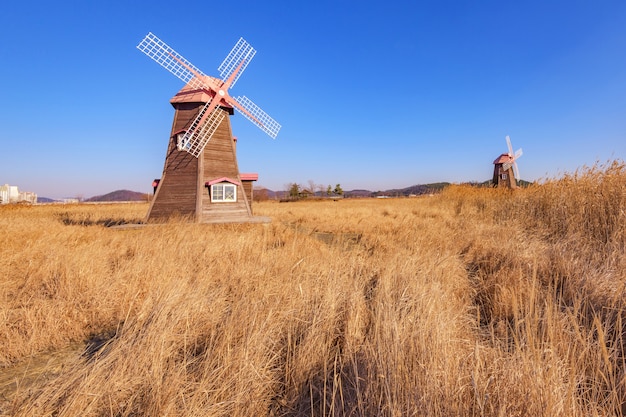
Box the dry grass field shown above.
[1,160,625,416]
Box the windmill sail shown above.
[138,32,280,158]
[137,33,207,90]
[234,96,281,139]
[218,38,256,89]
[183,105,227,158]
[512,149,523,179]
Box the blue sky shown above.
[1,1,625,198]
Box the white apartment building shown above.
[0,184,37,204]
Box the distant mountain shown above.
[376,182,451,197]
[254,188,287,200]
[85,190,148,202]
[346,183,451,198]
[37,197,57,203]
[345,189,372,198]
[255,183,453,199]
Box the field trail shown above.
[0,344,83,407]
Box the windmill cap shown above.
[170,85,235,115]
[493,153,513,164]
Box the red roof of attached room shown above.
[206,177,240,186]
[240,173,258,181]
[204,175,258,188]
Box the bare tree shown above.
[253,187,269,202]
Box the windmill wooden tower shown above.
[493,135,523,189]
[137,33,280,223]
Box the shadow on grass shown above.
[56,212,144,227]
[83,329,119,360]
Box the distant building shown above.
[0,184,37,204]
[19,191,37,204]
[0,184,14,204]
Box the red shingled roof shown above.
[206,177,240,186]
[493,153,513,165]
[240,173,258,181]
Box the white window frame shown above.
[211,183,237,202]
[176,132,190,151]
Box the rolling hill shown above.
[85,190,148,202]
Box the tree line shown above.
[287,181,343,199]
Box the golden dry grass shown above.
[0,160,625,416]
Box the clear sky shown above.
[1,1,625,199]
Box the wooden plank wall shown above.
[146,104,201,222]
[199,109,252,222]
[242,181,254,212]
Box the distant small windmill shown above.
[136,32,280,223]
[492,135,523,188]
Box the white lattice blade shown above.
[137,32,207,89]
[234,96,281,139]
[513,161,520,181]
[502,161,512,172]
[505,135,513,156]
[182,102,226,157]
[218,38,256,89]
[515,148,523,159]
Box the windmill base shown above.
[201,215,271,224]
[143,215,270,225]
[146,171,263,224]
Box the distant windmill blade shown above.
[183,105,227,157]
[506,135,513,156]
[234,95,281,138]
[137,32,207,90]
[502,161,512,172]
[513,161,520,181]
[218,38,256,89]
[513,148,523,181]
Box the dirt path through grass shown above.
[0,344,83,413]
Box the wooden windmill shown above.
[136,33,280,223]
[492,135,523,189]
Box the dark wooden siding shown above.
[146,104,201,222]
[492,164,517,189]
[199,110,252,222]
[242,181,254,212]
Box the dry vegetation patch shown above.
[1,162,625,416]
